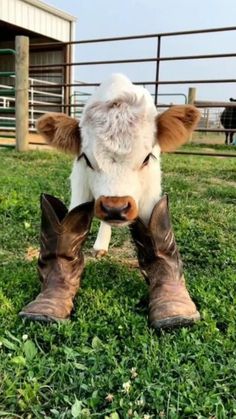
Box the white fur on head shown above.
[78,74,160,217]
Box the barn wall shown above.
[0,39,65,118]
[0,40,64,85]
[29,49,64,84]
[0,41,15,87]
[0,0,73,42]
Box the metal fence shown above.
[0,77,63,131]
[1,27,236,155]
[29,26,236,145]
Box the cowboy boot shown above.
[19,194,94,322]
[130,195,200,330]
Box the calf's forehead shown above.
[80,74,158,168]
[81,108,157,169]
[82,124,156,170]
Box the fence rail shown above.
[31,25,236,47]
[29,25,236,107]
[0,77,63,131]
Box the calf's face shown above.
[78,97,160,225]
[37,87,200,226]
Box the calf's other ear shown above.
[156,105,200,152]
[36,113,81,154]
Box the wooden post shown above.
[188,87,197,105]
[15,36,29,151]
[205,108,210,129]
[188,87,197,142]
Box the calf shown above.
[20,74,201,329]
[37,74,200,256]
[220,98,236,145]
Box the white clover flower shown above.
[122,380,131,393]
[130,367,138,379]
[22,334,28,341]
[136,398,145,406]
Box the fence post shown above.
[154,35,161,106]
[15,36,29,151]
[188,87,197,142]
[188,87,196,105]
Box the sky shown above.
[46,0,236,103]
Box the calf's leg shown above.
[93,221,112,257]
[225,133,229,145]
[229,132,234,145]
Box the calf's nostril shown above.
[100,201,131,220]
[122,202,131,214]
[100,202,111,214]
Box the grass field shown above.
[0,145,236,418]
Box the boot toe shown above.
[19,310,61,322]
[19,297,71,322]
[149,299,200,330]
[150,311,200,330]
[19,306,70,322]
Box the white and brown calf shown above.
[37,74,200,255]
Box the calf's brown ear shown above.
[156,105,200,152]
[36,113,81,154]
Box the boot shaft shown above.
[40,194,94,260]
[38,194,94,289]
[130,195,183,283]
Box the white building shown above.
[0,0,76,43]
[0,0,76,137]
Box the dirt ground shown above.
[0,131,227,149]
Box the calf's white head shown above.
[37,74,200,225]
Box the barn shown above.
[0,0,76,143]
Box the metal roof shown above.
[22,0,76,21]
[0,0,77,41]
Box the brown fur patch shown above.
[36,113,81,154]
[156,105,200,152]
[95,196,138,222]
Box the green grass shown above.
[0,147,236,418]
[181,142,236,155]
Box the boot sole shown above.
[150,311,200,330]
[19,311,69,323]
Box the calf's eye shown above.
[141,153,151,168]
[140,153,157,169]
[78,153,94,170]
[83,154,94,170]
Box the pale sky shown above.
[47,0,236,103]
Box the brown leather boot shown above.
[130,195,200,330]
[19,194,93,322]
